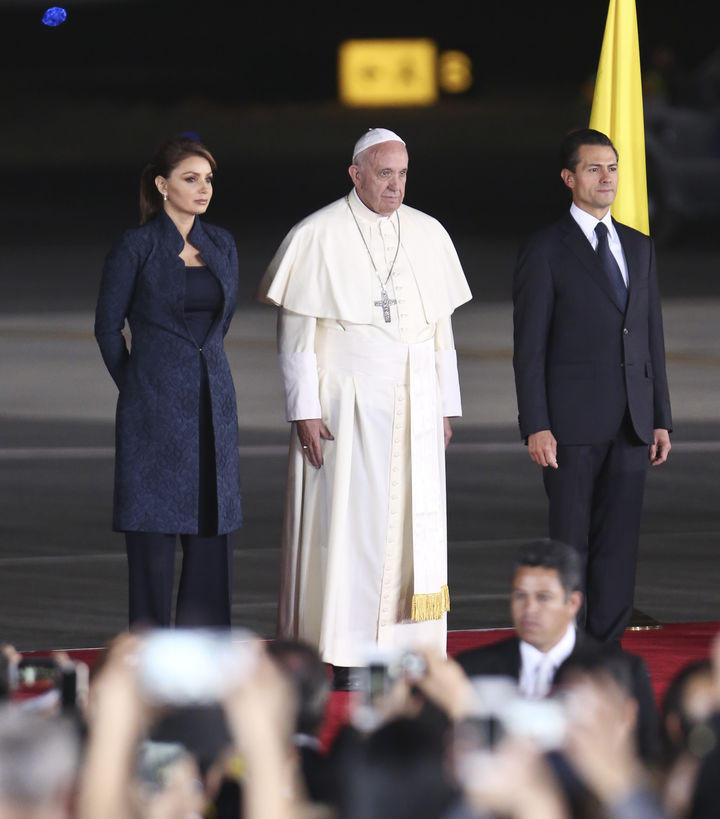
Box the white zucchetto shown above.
[352,128,406,161]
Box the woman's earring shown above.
[163,193,168,201]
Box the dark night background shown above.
[3,1,719,102]
[3,0,720,301]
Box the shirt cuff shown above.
[278,351,322,421]
[436,349,462,417]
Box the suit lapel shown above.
[190,221,226,291]
[152,214,196,341]
[559,213,625,313]
[511,636,522,679]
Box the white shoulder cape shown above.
[257,195,472,323]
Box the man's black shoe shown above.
[332,666,365,691]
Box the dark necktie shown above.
[594,222,627,311]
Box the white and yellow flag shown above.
[589,0,649,234]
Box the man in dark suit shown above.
[458,540,584,691]
[512,128,672,644]
[456,539,660,761]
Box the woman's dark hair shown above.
[338,718,457,819]
[139,135,217,224]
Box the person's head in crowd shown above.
[340,717,458,819]
[149,706,232,778]
[511,539,583,653]
[662,659,715,758]
[556,645,636,706]
[555,644,660,763]
[0,705,80,818]
[267,638,330,739]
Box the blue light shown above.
[42,7,67,27]
[181,131,202,142]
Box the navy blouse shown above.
[184,265,223,347]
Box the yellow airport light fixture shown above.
[339,39,439,106]
[438,50,473,94]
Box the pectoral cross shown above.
[374,286,397,323]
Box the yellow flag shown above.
[589,0,649,235]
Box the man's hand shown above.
[295,418,334,469]
[413,650,477,721]
[528,429,558,468]
[649,428,671,466]
[444,417,453,449]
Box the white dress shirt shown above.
[518,624,577,699]
[570,202,629,286]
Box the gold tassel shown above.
[411,584,450,622]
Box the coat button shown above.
[623,328,629,335]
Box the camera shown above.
[137,628,257,705]
[348,646,428,731]
[361,646,428,700]
[460,675,567,752]
[14,656,84,711]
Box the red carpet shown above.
[22,622,719,751]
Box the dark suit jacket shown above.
[455,632,660,762]
[512,212,672,445]
[95,210,242,534]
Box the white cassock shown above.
[258,188,472,666]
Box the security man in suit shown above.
[456,539,660,762]
[512,129,672,644]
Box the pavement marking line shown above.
[1,330,719,365]
[0,546,282,566]
[1,441,719,460]
[0,553,126,566]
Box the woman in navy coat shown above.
[95,135,242,627]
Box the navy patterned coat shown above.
[95,210,242,534]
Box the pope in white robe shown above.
[257,129,472,668]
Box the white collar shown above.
[570,202,615,243]
[519,623,577,672]
[349,187,397,225]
